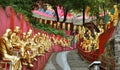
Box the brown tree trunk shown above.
[53,6,59,22]
[62,8,68,22]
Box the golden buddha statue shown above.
[81,36,88,50]
[37,35,45,55]
[73,25,77,32]
[0,29,21,70]
[79,26,86,38]
[39,18,42,23]
[67,24,71,31]
[62,23,65,30]
[98,25,104,35]
[57,22,60,28]
[113,5,119,26]
[113,5,119,20]
[106,5,119,28]
[108,12,114,22]
[50,20,53,26]
[54,23,57,28]
[78,26,81,34]
[34,34,43,56]
[93,32,99,50]
[63,38,67,47]
[10,26,21,49]
[27,29,32,38]
[20,30,34,67]
[44,19,47,24]
[87,30,93,52]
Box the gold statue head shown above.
[38,32,40,35]
[114,5,117,8]
[22,32,27,40]
[14,26,20,33]
[4,29,12,37]
[6,29,12,35]
[27,29,32,37]
[28,29,32,34]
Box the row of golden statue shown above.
[76,25,104,52]
[76,5,119,52]
[0,26,72,70]
[0,5,118,70]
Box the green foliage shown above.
[0,0,35,19]
[0,0,66,36]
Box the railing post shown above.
[88,61,101,70]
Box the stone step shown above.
[44,50,89,70]
[67,50,89,70]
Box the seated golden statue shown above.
[93,32,99,50]
[20,30,34,67]
[10,26,21,49]
[81,30,94,52]
[87,30,94,52]
[0,29,21,70]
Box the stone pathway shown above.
[44,50,89,70]
[43,53,61,70]
[67,50,89,70]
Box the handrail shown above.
[78,47,115,70]
[88,61,101,70]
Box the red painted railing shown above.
[77,26,115,70]
[0,6,77,70]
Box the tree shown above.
[60,1,73,22]
[71,0,90,24]
[0,0,37,20]
[43,0,61,22]
[42,0,73,22]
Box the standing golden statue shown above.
[106,5,119,29]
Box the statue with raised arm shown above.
[106,5,119,29]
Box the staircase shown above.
[44,50,89,70]
[67,50,89,70]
